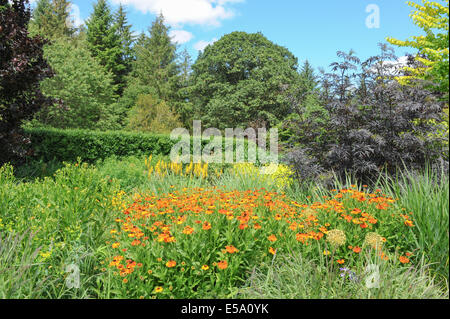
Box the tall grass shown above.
[380,168,449,282]
[238,250,448,299]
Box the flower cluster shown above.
[105,185,416,298]
[232,162,295,190]
[145,155,211,179]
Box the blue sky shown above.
[31,0,427,71]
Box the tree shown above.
[114,3,134,95]
[174,48,194,127]
[386,0,449,99]
[85,0,124,94]
[0,0,54,164]
[188,31,301,130]
[128,13,178,102]
[120,13,180,128]
[29,0,74,39]
[33,38,119,130]
[127,94,182,134]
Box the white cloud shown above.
[369,56,410,76]
[70,4,84,28]
[111,0,243,27]
[193,38,217,51]
[169,29,194,44]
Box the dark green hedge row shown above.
[24,127,258,163]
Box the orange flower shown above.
[166,260,177,268]
[337,259,345,264]
[254,223,262,230]
[268,235,277,242]
[225,245,239,254]
[353,247,362,253]
[399,256,410,264]
[202,221,211,230]
[269,247,276,255]
[131,239,141,246]
[217,260,228,270]
[112,242,120,249]
[239,223,248,230]
[122,278,128,284]
[182,226,195,235]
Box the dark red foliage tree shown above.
[0,0,54,165]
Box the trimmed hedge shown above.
[24,127,260,163]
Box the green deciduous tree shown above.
[188,31,301,130]
[387,0,449,98]
[127,94,182,134]
[34,38,119,130]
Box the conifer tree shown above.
[114,3,134,95]
[85,0,124,94]
[29,0,74,39]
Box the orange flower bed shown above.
[106,186,416,298]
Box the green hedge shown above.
[24,127,260,163]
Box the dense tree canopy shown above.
[188,31,301,130]
[34,38,119,130]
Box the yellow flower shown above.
[326,229,346,246]
[154,286,164,293]
[364,232,384,250]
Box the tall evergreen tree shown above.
[29,0,74,39]
[85,0,124,94]
[113,3,134,95]
[132,13,178,102]
[119,13,180,129]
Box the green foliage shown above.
[238,251,447,299]
[24,127,256,164]
[34,38,119,130]
[85,0,124,94]
[188,31,301,129]
[127,94,183,134]
[387,0,449,99]
[119,14,179,112]
[29,0,74,39]
[113,4,135,95]
[0,162,121,298]
[25,127,176,162]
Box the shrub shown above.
[284,45,446,183]
[127,94,183,134]
[24,127,258,163]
